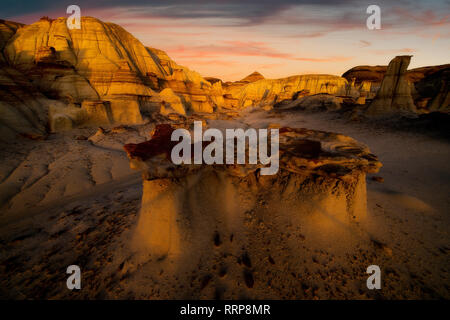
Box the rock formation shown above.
[1,16,448,138]
[343,62,450,112]
[0,17,221,137]
[234,74,348,109]
[124,123,381,258]
[366,56,417,116]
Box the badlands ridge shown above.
[0,17,448,141]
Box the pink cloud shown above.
[167,41,352,63]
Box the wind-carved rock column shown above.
[124,124,382,259]
[367,55,417,115]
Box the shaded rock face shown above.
[366,56,417,116]
[0,65,54,141]
[0,20,23,62]
[275,93,342,112]
[414,67,450,112]
[124,123,381,258]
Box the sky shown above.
[2,0,449,81]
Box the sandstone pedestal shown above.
[124,124,381,259]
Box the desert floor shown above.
[0,110,449,299]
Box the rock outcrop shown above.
[124,123,381,258]
[366,56,417,116]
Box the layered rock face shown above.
[0,17,220,136]
[123,123,381,258]
[366,56,417,116]
[235,74,348,109]
[206,72,350,110]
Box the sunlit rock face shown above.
[124,124,381,259]
[212,73,348,110]
[0,17,221,136]
[366,56,417,116]
[235,74,348,109]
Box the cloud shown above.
[167,41,352,63]
[371,48,416,55]
[1,0,356,23]
[359,40,371,47]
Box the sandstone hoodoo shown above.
[366,56,417,116]
[343,60,450,113]
[124,123,381,258]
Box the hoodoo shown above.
[124,123,381,258]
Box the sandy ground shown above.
[0,110,449,299]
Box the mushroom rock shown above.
[366,56,417,116]
[124,123,381,258]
